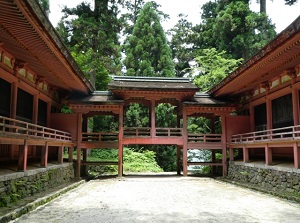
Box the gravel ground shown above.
[11,175,300,223]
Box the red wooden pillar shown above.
[249,104,255,132]
[243,145,249,163]
[221,115,227,176]
[293,143,300,168]
[150,100,156,137]
[292,88,299,126]
[182,106,188,176]
[76,113,82,178]
[58,145,64,164]
[41,141,48,167]
[265,145,272,165]
[266,99,272,130]
[32,94,39,158]
[10,82,18,160]
[46,101,51,127]
[68,147,74,162]
[18,140,28,171]
[81,116,88,175]
[176,146,181,175]
[118,104,124,177]
[229,146,234,161]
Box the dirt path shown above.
[12,176,300,223]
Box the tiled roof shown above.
[108,76,199,91]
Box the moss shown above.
[0,195,11,207]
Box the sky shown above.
[49,0,299,33]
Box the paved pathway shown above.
[11,176,300,223]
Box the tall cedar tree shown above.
[124,2,175,77]
[170,0,277,76]
[56,0,122,90]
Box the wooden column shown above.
[243,145,249,163]
[58,145,64,164]
[118,105,124,177]
[221,115,227,176]
[10,82,18,119]
[177,146,181,175]
[32,94,39,158]
[292,88,299,126]
[18,140,28,171]
[41,142,48,167]
[150,100,156,137]
[182,106,188,176]
[229,146,234,161]
[10,82,18,160]
[266,99,272,130]
[76,113,82,178]
[249,104,255,132]
[211,117,216,173]
[293,143,300,169]
[265,145,272,165]
[68,147,74,162]
[46,101,51,127]
[82,116,88,175]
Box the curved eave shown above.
[0,0,94,94]
[209,15,300,98]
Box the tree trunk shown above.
[260,0,266,14]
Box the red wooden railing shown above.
[123,127,183,137]
[231,125,300,143]
[188,134,222,143]
[0,115,72,141]
[82,132,119,142]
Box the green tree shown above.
[56,0,122,90]
[123,2,175,77]
[193,48,243,91]
[205,0,276,60]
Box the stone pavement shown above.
[7,175,300,223]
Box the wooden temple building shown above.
[1,0,300,183]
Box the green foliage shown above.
[125,103,149,127]
[90,149,118,161]
[123,148,163,172]
[193,48,243,91]
[87,148,163,174]
[61,105,73,114]
[202,0,276,60]
[38,0,50,16]
[93,115,118,132]
[56,0,122,90]
[123,2,175,77]
[155,103,176,127]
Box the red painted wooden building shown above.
[1,0,300,182]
